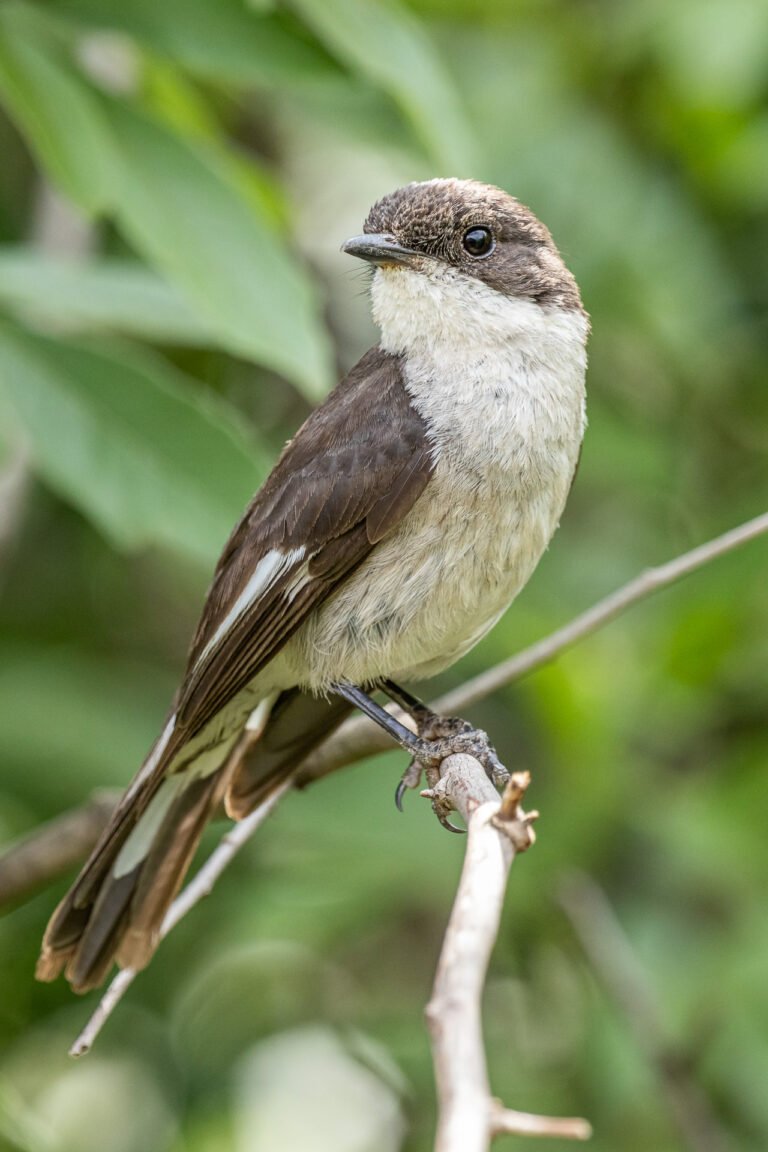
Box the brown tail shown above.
[36,763,231,992]
[36,691,352,992]
[225,689,352,819]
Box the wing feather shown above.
[175,348,435,741]
[38,348,436,987]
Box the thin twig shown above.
[491,1106,591,1141]
[295,511,768,785]
[426,757,589,1150]
[69,777,292,1057]
[0,791,120,908]
[560,873,732,1152]
[435,509,768,716]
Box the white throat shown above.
[370,264,588,467]
[371,263,586,363]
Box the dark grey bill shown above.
[341,233,420,267]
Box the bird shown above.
[36,178,588,993]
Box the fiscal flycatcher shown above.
[38,179,588,991]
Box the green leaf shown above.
[0,3,114,213]
[0,250,217,344]
[103,99,333,399]
[287,0,475,172]
[37,0,337,85]
[0,320,268,563]
[140,60,288,232]
[0,10,332,395]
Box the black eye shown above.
[462,226,494,257]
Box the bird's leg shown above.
[379,677,508,785]
[377,680,457,812]
[377,679,433,724]
[331,681,509,831]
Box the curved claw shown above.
[437,812,466,834]
[395,760,424,811]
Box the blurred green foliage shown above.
[0,1,766,1149]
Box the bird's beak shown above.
[341,233,420,267]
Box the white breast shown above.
[282,264,588,692]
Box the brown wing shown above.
[174,347,435,741]
[36,348,435,989]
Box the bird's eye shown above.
[462,227,494,257]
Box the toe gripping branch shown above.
[331,680,511,833]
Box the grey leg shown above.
[331,681,509,831]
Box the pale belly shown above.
[278,456,572,692]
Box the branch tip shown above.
[498,769,531,818]
[490,769,537,850]
[491,1102,592,1141]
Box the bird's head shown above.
[342,178,586,358]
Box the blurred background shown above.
[0,0,767,1149]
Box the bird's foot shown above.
[414,715,509,787]
[394,715,509,833]
[329,682,508,833]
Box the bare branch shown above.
[426,757,589,1150]
[491,1106,592,1141]
[437,509,768,714]
[0,791,119,908]
[296,510,768,785]
[560,873,732,1152]
[69,777,292,1057]
[69,761,592,1150]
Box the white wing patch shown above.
[114,772,187,877]
[113,724,244,877]
[195,547,306,670]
